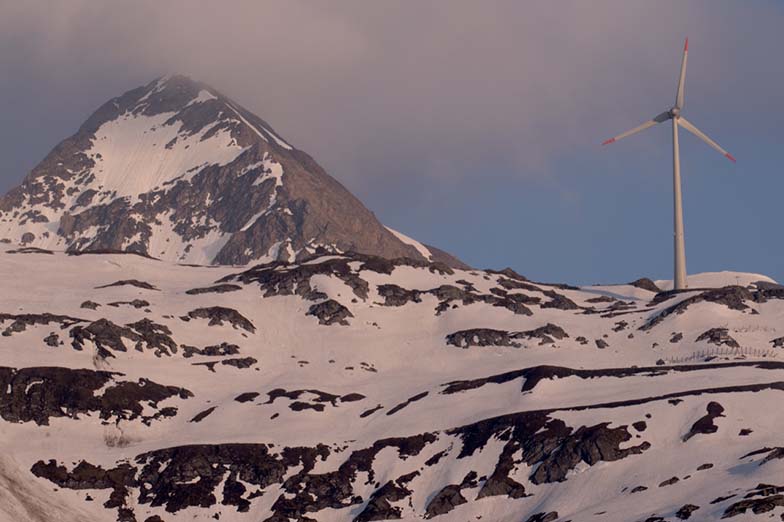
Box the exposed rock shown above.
[354,472,418,522]
[95,279,159,291]
[642,286,753,331]
[675,504,700,520]
[524,512,559,522]
[424,484,466,518]
[696,328,739,348]
[234,392,260,403]
[446,324,568,349]
[376,284,422,307]
[190,406,217,423]
[185,284,242,295]
[184,307,255,332]
[387,392,429,416]
[306,299,353,326]
[108,299,150,309]
[0,366,191,425]
[723,494,784,518]
[630,278,661,292]
[541,290,579,310]
[446,328,521,349]
[44,332,61,347]
[683,402,725,441]
[80,300,101,310]
[0,312,84,337]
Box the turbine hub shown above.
[670,107,681,117]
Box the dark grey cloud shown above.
[1,1,783,281]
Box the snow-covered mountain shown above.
[0,75,465,268]
[1,244,783,522]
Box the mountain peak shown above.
[0,76,467,268]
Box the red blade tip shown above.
[725,153,736,163]
[684,38,689,52]
[602,138,616,146]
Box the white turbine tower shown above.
[602,38,736,291]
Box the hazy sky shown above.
[1,1,782,284]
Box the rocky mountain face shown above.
[0,75,465,268]
[1,244,784,522]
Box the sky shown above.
[1,1,782,284]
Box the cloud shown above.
[4,1,781,194]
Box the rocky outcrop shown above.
[307,300,354,326]
[0,366,191,425]
[446,323,568,348]
[70,318,178,357]
[683,402,725,441]
[183,306,255,332]
[696,328,739,348]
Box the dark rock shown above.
[446,328,521,349]
[595,339,609,349]
[190,406,217,423]
[696,328,739,348]
[723,494,784,517]
[185,284,242,295]
[376,284,422,306]
[642,286,753,330]
[524,512,559,522]
[630,278,661,292]
[424,485,466,518]
[108,299,151,309]
[234,392,260,403]
[184,307,255,332]
[0,312,84,337]
[675,504,699,519]
[360,405,383,418]
[95,279,159,291]
[201,342,241,356]
[80,300,101,310]
[387,392,429,416]
[541,290,579,310]
[306,300,353,326]
[354,473,417,522]
[683,402,725,441]
[0,366,191,426]
[613,320,628,332]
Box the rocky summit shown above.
[1,243,784,521]
[0,75,465,268]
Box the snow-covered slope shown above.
[0,75,466,268]
[1,245,782,522]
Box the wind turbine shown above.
[602,38,735,291]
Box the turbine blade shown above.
[676,38,688,108]
[678,117,736,162]
[602,111,671,145]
